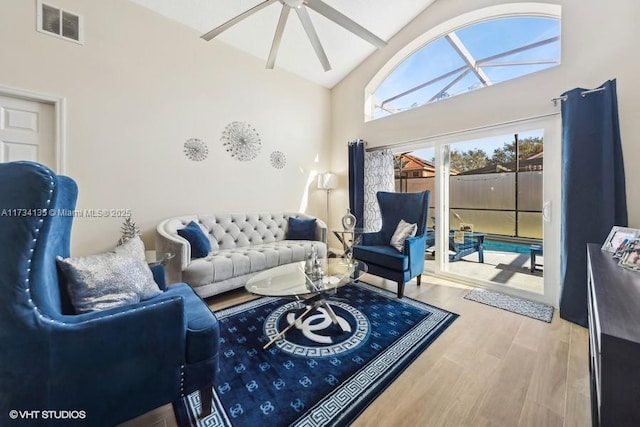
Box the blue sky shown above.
[375,16,560,116]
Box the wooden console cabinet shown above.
[587,243,640,426]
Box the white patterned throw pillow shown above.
[390,219,418,252]
[57,236,161,313]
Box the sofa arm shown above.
[405,234,427,254]
[156,220,190,284]
[288,213,327,244]
[405,235,427,274]
[315,218,328,244]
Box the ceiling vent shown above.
[37,0,83,44]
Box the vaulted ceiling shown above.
[128,0,437,88]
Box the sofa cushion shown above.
[164,284,219,364]
[286,217,316,240]
[199,213,289,251]
[178,221,211,258]
[182,241,327,288]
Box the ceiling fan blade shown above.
[304,0,387,49]
[201,0,277,41]
[296,6,331,71]
[266,6,291,69]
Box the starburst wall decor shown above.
[221,121,262,161]
[183,138,209,161]
[270,151,286,169]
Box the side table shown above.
[332,228,364,258]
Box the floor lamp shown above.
[317,172,338,225]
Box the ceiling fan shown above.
[201,0,388,72]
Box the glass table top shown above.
[245,258,367,297]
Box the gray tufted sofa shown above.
[156,212,327,298]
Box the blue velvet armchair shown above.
[0,162,219,426]
[352,191,430,298]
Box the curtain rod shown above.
[551,86,606,106]
[365,112,559,152]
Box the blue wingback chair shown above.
[352,191,430,298]
[0,162,219,426]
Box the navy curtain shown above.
[348,140,365,229]
[560,79,627,326]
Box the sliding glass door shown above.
[444,130,544,294]
[393,115,560,305]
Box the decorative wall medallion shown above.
[221,121,262,161]
[183,138,209,161]
[270,151,286,169]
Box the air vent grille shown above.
[37,0,83,44]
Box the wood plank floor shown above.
[120,274,591,427]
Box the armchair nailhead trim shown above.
[179,365,186,395]
[20,164,61,325]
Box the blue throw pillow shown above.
[149,263,167,290]
[287,217,316,240]
[177,221,211,258]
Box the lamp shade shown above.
[317,173,338,190]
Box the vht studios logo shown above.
[9,410,86,420]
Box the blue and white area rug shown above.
[175,282,458,427]
[464,288,554,323]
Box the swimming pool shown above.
[483,240,532,254]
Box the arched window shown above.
[365,4,561,121]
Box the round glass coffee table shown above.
[245,258,367,349]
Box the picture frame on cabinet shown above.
[613,238,633,259]
[619,239,640,271]
[602,226,640,253]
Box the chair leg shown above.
[199,386,213,418]
[416,274,422,286]
[397,282,405,298]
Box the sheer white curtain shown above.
[364,149,395,231]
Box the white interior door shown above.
[0,95,55,168]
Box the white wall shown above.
[0,0,331,255]
[330,0,640,229]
